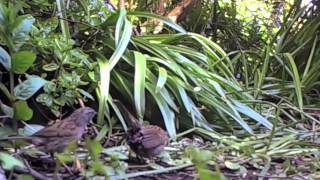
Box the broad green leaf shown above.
[14,75,47,100]
[11,51,36,74]
[13,100,33,121]
[0,46,11,71]
[134,51,146,120]
[86,139,103,161]
[0,152,25,170]
[12,15,35,50]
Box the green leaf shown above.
[115,9,126,46]
[36,93,53,106]
[155,67,167,93]
[0,152,25,170]
[13,100,33,121]
[18,124,44,136]
[102,146,128,160]
[91,161,115,176]
[95,125,109,142]
[86,139,103,161]
[57,153,74,163]
[134,51,146,120]
[146,83,176,137]
[14,75,47,100]
[0,46,11,71]
[12,15,35,50]
[284,53,303,110]
[0,126,15,137]
[128,11,186,33]
[17,175,34,180]
[233,100,273,129]
[0,100,13,118]
[224,161,241,170]
[108,16,132,70]
[42,63,59,71]
[77,88,95,100]
[11,51,36,74]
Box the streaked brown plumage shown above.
[113,100,168,158]
[0,107,96,153]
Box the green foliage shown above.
[0,3,45,124]
[13,100,33,121]
[11,51,36,74]
[14,75,47,100]
[0,46,11,71]
[0,152,25,170]
[1,0,274,135]
[186,147,227,180]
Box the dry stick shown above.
[78,98,85,108]
[22,159,48,180]
[110,162,193,180]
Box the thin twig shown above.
[23,159,48,180]
[110,162,193,179]
[78,98,85,108]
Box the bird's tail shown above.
[112,99,141,131]
[0,136,32,142]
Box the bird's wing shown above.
[140,127,166,149]
[32,120,78,138]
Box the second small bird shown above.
[113,100,168,159]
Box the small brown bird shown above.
[113,100,168,158]
[0,107,96,153]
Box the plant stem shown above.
[9,58,17,130]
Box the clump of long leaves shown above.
[0,1,273,138]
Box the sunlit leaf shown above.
[128,11,186,33]
[19,124,44,136]
[11,51,36,74]
[0,152,25,170]
[12,15,35,50]
[86,139,103,160]
[13,100,33,121]
[156,67,167,93]
[233,100,273,129]
[14,75,47,100]
[134,51,146,120]
[225,161,241,170]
